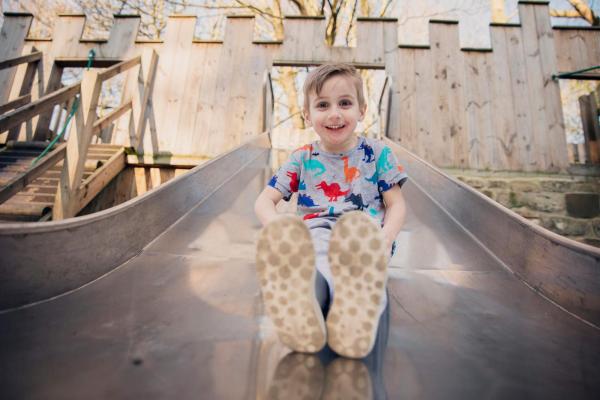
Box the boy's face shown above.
[303,75,366,153]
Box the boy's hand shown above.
[255,186,285,227]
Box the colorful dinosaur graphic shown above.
[377,179,394,192]
[316,181,350,202]
[287,171,299,192]
[303,159,326,176]
[268,175,278,187]
[366,171,378,184]
[303,212,320,220]
[359,142,375,162]
[298,194,317,207]
[293,144,312,154]
[345,192,367,210]
[377,147,394,173]
[343,156,360,183]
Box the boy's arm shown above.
[381,185,407,252]
[254,186,285,227]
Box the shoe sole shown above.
[327,211,388,358]
[256,215,326,353]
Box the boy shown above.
[255,63,407,359]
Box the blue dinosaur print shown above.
[298,194,316,207]
[268,175,278,187]
[369,208,378,217]
[377,179,394,192]
[303,159,326,176]
[359,142,375,163]
[366,171,378,184]
[298,180,306,190]
[345,192,367,210]
[376,147,394,174]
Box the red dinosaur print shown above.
[293,144,312,154]
[343,156,360,183]
[316,181,350,202]
[287,171,299,192]
[303,212,320,220]
[397,165,405,173]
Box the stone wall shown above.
[446,170,600,247]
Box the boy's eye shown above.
[316,101,328,109]
[339,99,353,107]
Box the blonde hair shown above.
[302,63,365,111]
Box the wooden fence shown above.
[1,1,599,171]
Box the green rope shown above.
[31,49,96,166]
[552,65,600,80]
[86,49,96,70]
[31,97,79,166]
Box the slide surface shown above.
[1,144,599,399]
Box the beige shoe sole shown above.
[327,211,388,358]
[256,215,326,353]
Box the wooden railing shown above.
[0,49,44,140]
[0,49,158,220]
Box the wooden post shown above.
[7,48,44,141]
[53,70,102,220]
[128,48,158,153]
[0,13,33,104]
[579,93,600,164]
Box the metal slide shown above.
[1,134,599,399]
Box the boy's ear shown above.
[303,108,312,127]
[358,103,367,121]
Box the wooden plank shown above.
[0,94,31,114]
[505,27,535,170]
[519,3,549,171]
[74,148,126,213]
[533,4,569,170]
[0,14,33,104]
[463,52,488,169]
[429,21,456,167]
[0,143,66,205]
[221,16,256,155]
[101,16,141,58]
[132,49,159,151]
[356,20,384,64]
[97,56,141,83]
[0,51,42,71]
[0,83,80,133]
[92,101,132,135]
[394,49,416,150]
[489,26,517,170]
[414,48,434,163]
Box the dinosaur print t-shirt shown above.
[268,136,408,226]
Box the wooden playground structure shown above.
[0,1,599,222]
[1,4,600,397]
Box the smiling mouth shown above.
[326,124,345,130]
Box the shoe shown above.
[327,211,388,358]
[256,215,326,353]
[267,353,324,400]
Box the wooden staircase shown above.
[0,143,124,222]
